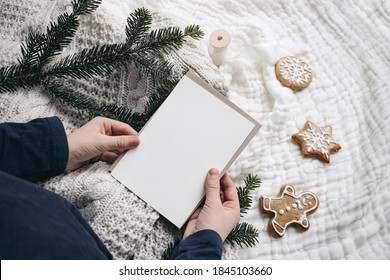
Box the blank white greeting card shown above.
[110,72,261,228]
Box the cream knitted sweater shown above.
[0,0,238,259]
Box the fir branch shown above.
[37,13,79,67]
[44,81,149,131]
[20,0,101,71]
[45,43,176,93]
[18,31,45,67]
[44,82,100,112]
[17,13,79,73]
[133,27,185,55]
[130,54,175,82]
[125,8,152,46]
[237,174,261,216]
[225,222,259,248]
[44,44,129,80]
[244,174,262,191]
[98,104,146,131]
[0,65,40,93]
[132,24,204,55]
[72,0,102,16]
[184,24,204,39]
[1,3,203,134]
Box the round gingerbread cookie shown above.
[275,56,313,90]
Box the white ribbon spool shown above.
[208,29,231,67]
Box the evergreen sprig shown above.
[125,7,152,46]
[184,24,204,39]
[130,54,174,82]
[0,0,203,132]
[133,27,186,55]
[20,1,101,70]
[237,174,261,216]
[18,32,45,68]
[72,0,102,16]
[0,64,40,92]
[45,44,130,80]
[37,13,79,68]
[225,222,259,248]
[44,81,149,131]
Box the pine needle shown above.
[44,44,129,79]
[184,24,204,39]
[132,27,185,55]
[72,0,102,16]
[40,13,79,66]
[237,174,261,216]
[131,54,175,82]
[225,222,259,248]
[0,65,40,93]
[244,174,262,191]
[126,8,152,46]
[18,31,45,67]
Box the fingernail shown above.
[209,168,219,176]
[132,136,141,146]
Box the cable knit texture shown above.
[0,0,235,260]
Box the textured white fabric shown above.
[122,0,390,259]
[1,0,390,260]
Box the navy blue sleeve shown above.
[0,170,112,260]
[0,117,69,182]
[171,230,223,260]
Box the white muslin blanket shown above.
[128,0,390,260]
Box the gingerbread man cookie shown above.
[260,185,319,237]
[292,121,341,163]
[275,56,313,90]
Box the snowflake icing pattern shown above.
[279,57,312,85]
[298,123,337,160]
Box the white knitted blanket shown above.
[1,0,390,260]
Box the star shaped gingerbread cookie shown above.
[292,121,341,163]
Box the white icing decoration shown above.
[298,214,308,224]
[279,209,285,215]
[286,206,291,212]
[298,122,337,158]
[292,203,297,209]
[278,56,312,85]
[296,200,303,210]
[302,196,308,206]
[303,195,313,206]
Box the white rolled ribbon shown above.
[208,29,231,67]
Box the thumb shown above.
[100,135,140,151]
[205,168,221,203]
